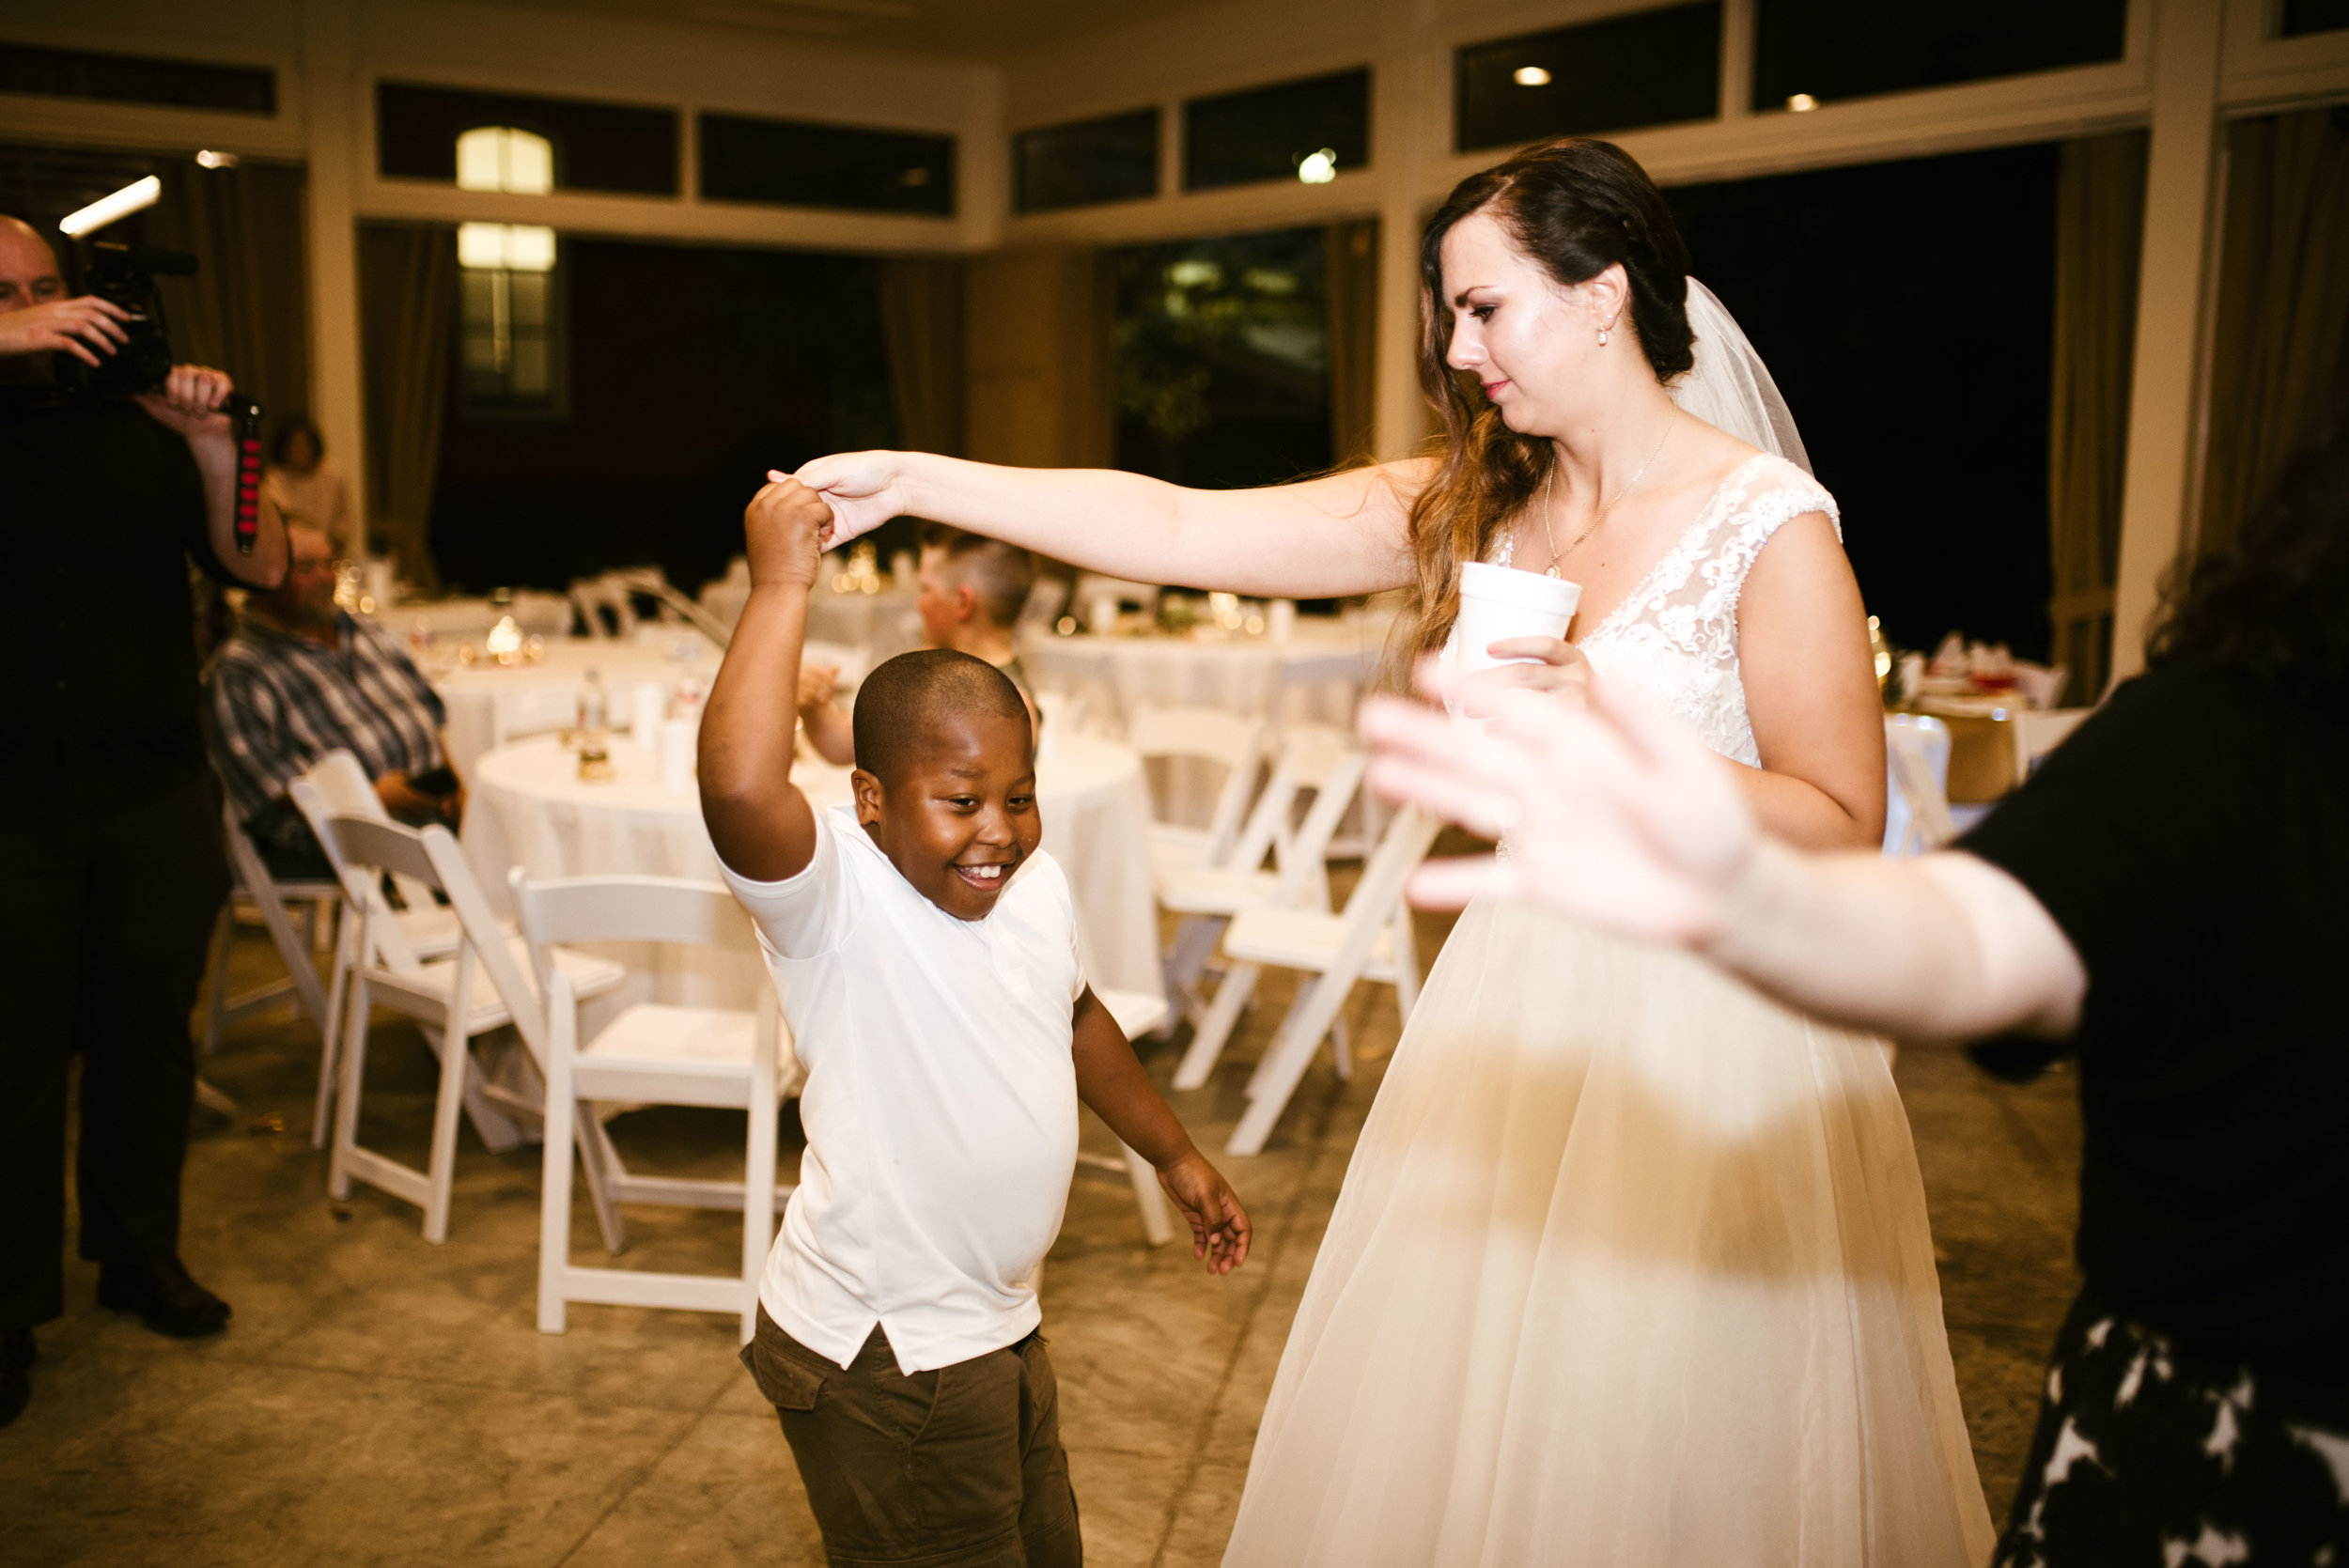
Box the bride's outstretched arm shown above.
[791,450,1428,599]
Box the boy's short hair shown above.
[919,523,1035,630]
[852,647,1031,784]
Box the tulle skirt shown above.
[1221,898,1995,1568]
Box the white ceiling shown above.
[464,0,1235,60]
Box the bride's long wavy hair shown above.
[1401,138,1697,658]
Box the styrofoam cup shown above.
[658,717,696,793]
[1454,561,1581,673]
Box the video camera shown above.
[54,239,195,397]
[51,237,268,552]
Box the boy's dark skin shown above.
[701,476,1251,1273]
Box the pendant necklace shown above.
[1537,411,1678,580]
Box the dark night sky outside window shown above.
[2282,0,2349,36]
[0,43,273,115]
[378,83,677,194]
[1016,109,1159,213]
[1184,69,1370,192]
[1752,0,2126,109]
[699,114,954,216]
[1457,3,1719,150]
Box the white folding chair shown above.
[1128,705,1266,880]
[511,872,801,1340]
[1218,807,1441,1156]
[203,800,339,1056]
[1884,715,1957,857]
[309,812,623,1242]
[289,753,475,1148]
[1159,725,1366,1063]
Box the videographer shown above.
[0,212,288,1428]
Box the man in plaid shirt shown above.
[203,520,459,877]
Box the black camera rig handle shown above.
[226,395,264,553]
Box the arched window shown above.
[455,125,552,194]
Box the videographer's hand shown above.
[743,476,829,593]
[132,365,234,440]
[0,294,131,365]
[788,451,907,551]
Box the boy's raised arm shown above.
[699,478,833,882]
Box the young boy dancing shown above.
[700,476,1251,1568]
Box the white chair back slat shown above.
[1883,715,1957,857]
[1128,703,1266,867]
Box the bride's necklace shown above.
[1536,411,1678,580]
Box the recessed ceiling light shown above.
[1787,93,1820,112]
[1513,66,1551,86]
[1297,147,1337,184]
[195,148,240,169]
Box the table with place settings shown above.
[459,729,1164,1013]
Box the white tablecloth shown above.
[370,592,572,642]
[460,732,1163,1010]
[805,587,923,665]
[1019,615,1392,732]
[431,632,801,779]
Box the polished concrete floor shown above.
[5,885,2081,1567]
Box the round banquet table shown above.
[370,592,572,643]
[460,731,1164,1012]
[429,632,841,780]
[804,586,923,665]
[1018,613,1393,732]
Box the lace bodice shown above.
[1449,453,1840,766]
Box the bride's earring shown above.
[1597,318,1612,346]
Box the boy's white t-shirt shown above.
[721,800,1083,1374]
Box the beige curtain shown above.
[880,257,966,457]
[1325,219,1380,468]
[148,161,312,441]
[963,247,1113,470]
[2199,108,2349,559]
[2046,132,2148,706]
[358,224,459,590]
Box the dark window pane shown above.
[378,82,677,195]
[698,113,954,216]
[1457,3,1719,151]
[2283,0,2349,35]
[0,42,272,115]
[1184,69,1369,192]
[1753,0,2126,109]
[1016,109,1159,212]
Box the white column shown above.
[2108,0,2226,682]
[301,0,369,545]
[1372,0,1438,462]
[1719,0,1756,123]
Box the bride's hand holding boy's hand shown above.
[743,476,830,593]
[1158,1151,1252,1276]
[1465,636,1594,706]
[790,450,909,551]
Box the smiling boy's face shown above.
[852,707,1041,921]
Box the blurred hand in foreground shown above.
[1358,660,1757,945]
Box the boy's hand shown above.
[1157,1150,1251,1276]
[744,477,832,592]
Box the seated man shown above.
[798,523,1039,766]
[204,519,460,878]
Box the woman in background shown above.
[261,417,350,557]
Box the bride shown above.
[795,136,1992,1567]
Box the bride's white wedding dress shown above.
[1221,453,1995,1568]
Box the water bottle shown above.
[577,668,612,779]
